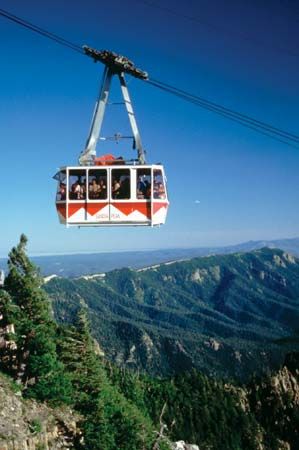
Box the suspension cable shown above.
[0,6,298,149]
[147,79,299,148]
[0,8,84,54]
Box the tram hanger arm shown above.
[118,72,146,164]
[79,66,113,165]
[79,67,146,166]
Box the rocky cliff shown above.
[247,354,299,450]
[0,374,81,450]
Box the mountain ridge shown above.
[45,247,299,381]
[1,237,298,278]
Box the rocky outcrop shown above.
[0,373,81,449]
[171,441,199,450]
[247,359,299,450]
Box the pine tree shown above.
[58,308,160,450]
[3,234,72,403]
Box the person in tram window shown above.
[137,176,145,199]
[88,179,93,197]
[119,176,130,199]
[157,182,165,199]
[144,180,151,199]
[57,183,66,201]
[137,176,146,198]
[80,180,86,199]
[112,178,121,199]
[98,178,107,199]
[153,182,159,199]
[89,178,101,199]
[71,179,80,199]
[72,177,85,200]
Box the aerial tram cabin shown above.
[55,161,168,227]
[54,47,169,227]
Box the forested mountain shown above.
[1,236,299,449]
[45,247,299,381]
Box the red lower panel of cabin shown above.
[56,201,169,226]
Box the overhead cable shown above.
[147,79,299,148]
[0,8,84,54]
[148,78,299,142]
[0,6,298,149]
[136,0,299,58]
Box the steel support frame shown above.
[79,68,146,165]
[118,73,145,164]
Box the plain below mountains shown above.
[45,247,299,381]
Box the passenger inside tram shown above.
[70,177,86,200]
[57,183,66,201]
[88,177,107,199]
[137,175,146,197]
[98,178,107,199]
[137,170,151,199]
[153,170,166,199]
[112,178,121,199]
[144,180,151,199]
[119,177,130,199]
[153,182,165,199]
[89,178,101,199]
[112,169,131,200]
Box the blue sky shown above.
[0,0,298,256]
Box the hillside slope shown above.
[45,248,299,380]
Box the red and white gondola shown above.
[54,47,169,227]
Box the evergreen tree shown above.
[3,234,72,403]
[58,308,164,450]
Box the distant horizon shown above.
[1,235,298,259]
